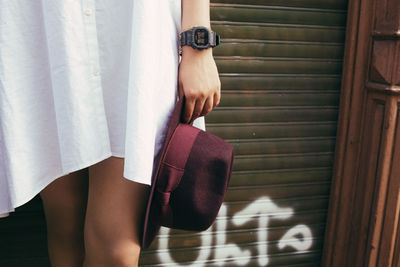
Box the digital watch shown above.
[179,26,220,55]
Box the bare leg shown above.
[83,156,150,267]
[40,168,89,267]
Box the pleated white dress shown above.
[0,0,205,217]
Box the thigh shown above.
[85,156,150,247]
[40,168,89,234]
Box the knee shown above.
[85,240,141,266]
[84,221,141,266]
[107,242,141,267]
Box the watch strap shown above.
[179,30,192,47]
[208,31,219,47]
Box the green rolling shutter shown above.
[139,0,347,266]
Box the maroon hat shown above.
[140,96,234,249]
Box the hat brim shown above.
[141,96,185,249]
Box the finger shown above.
[178,81,184,100]
[190,97,206,123]
[183,95,196,123]
[200,96,213,117]
[213,91,221,108]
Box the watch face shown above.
[194,29,209,46]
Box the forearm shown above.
[181,0,211,31]
[178,0,221,123]
[181,0,212,56]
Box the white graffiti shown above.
[215,205,251,266]
[158,227,213,267]
[157,197,313,266]
[278,224,312,251]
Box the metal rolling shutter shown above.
[139,0,347,266]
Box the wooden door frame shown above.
[321,0,400,266]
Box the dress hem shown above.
[0,150,150,218]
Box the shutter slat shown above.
[140,246,323,266]
[220,91,340,106]
[216,57,343,74]
[207,107,338,123]
[232,152,333,171]
[167,208,328,234]
[230,167,332,185]
[142,225,325,251]
[219,74,341,90]
[206,122,337,139]
[215,40,345,58]
[211,5,346,26]
[212,23,345,42]
[212,0,347,9]
[224,182,331,201]
[231,137,335,155]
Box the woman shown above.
[0,0,220,266]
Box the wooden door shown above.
[322,0,400,266]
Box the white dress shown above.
[0,0,205,217]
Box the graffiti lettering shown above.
[158,227,212,267]
[157,197,313,266]
[278,224,313,251]
[215,205,251,266]
[232,197,293,266]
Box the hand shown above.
[178,46,221,124]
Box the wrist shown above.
[180,24,211,35]
[181,46,213,58]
